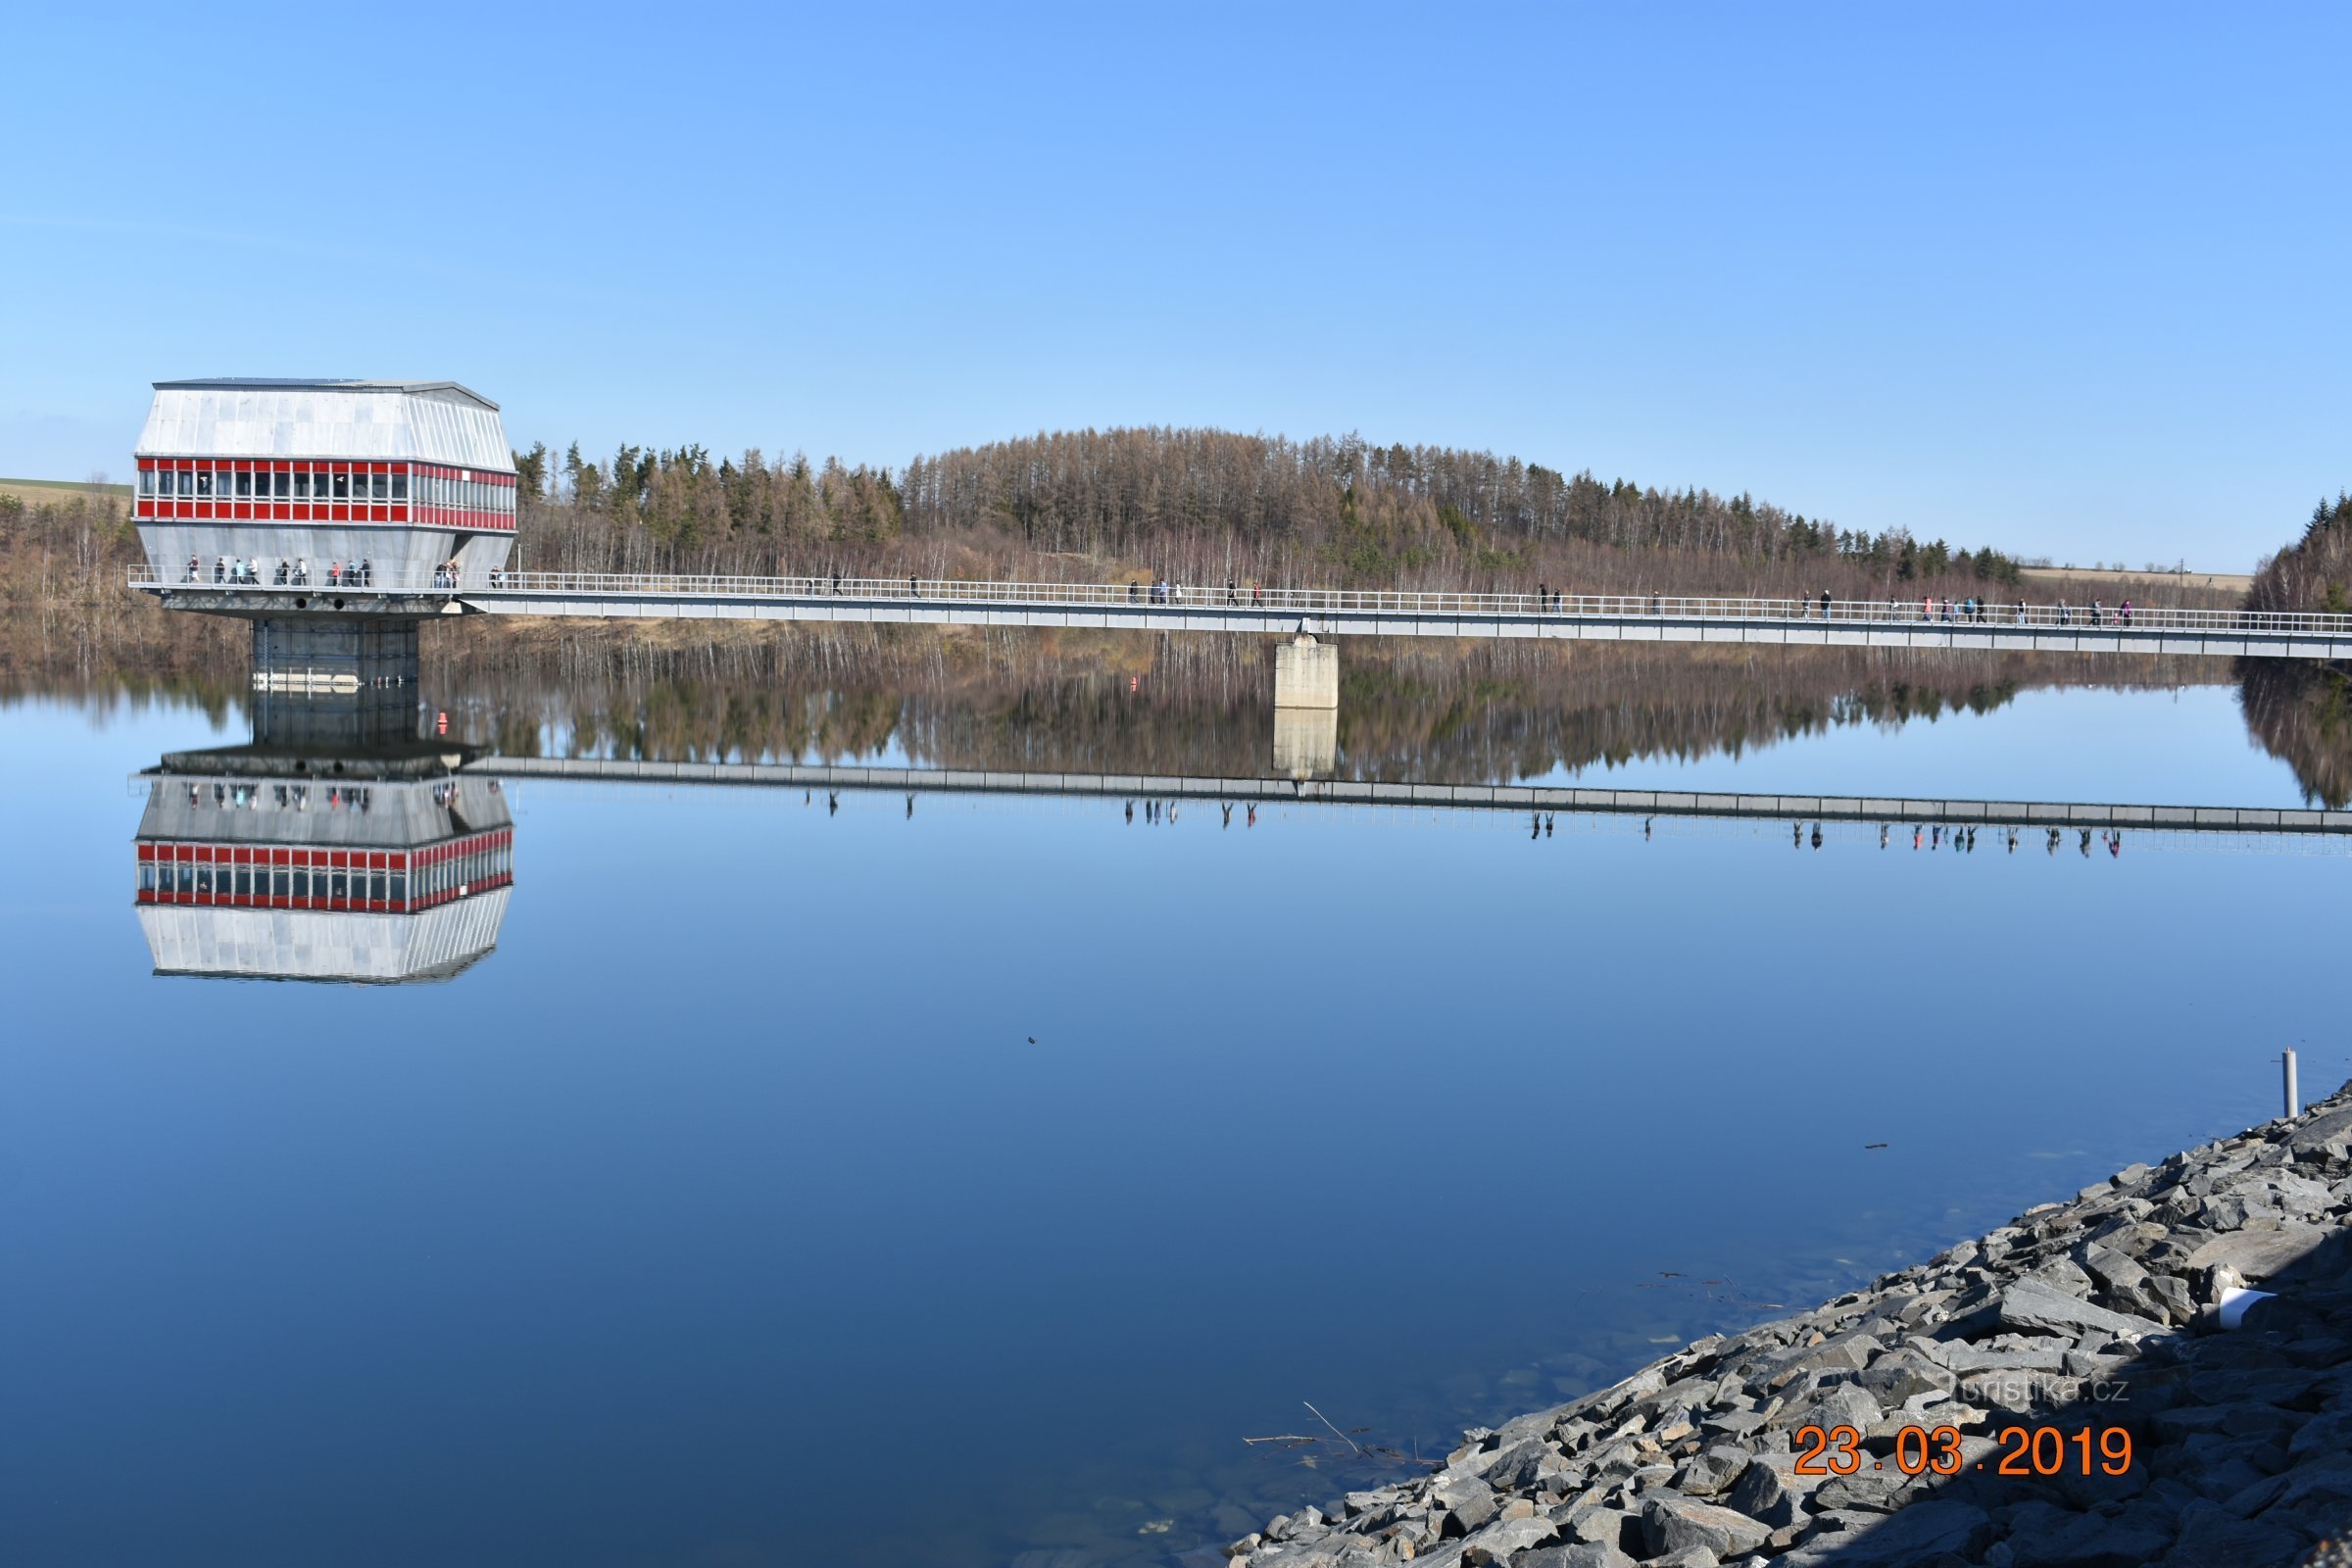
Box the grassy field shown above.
[2020,564,2251,595]
[0,475,133,503]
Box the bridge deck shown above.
[478,756,2352,836]
[131,571,2352,660]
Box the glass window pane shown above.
[293,471,310,500]
[195,471,214,497]
[332,470,349,501]
[390,473,407,502]
[272,868,289,897]
[235,469,252,499]
[389,872,407,905]
[370,472,387,502]
[139,469,156,496]
[274,471,289,499]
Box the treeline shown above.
[2246,492,2352,616]
[517,426,2034,598]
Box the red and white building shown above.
[134,767,514,983]
[133,378,518,589]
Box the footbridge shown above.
[133,570,2351,676]
[477,754,2352,840]
[136,569,2342,715]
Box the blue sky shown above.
[3,3,2343,569]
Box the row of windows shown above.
[148,468,411,502]
[137,461,516,515]
[143,860,412,904]
[137,838,514,910]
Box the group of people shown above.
[1885,823,2122,858]
[1126,799,1255,827]
[187,555,372,587]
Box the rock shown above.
[2002,1506,2173,1566]
[2158,1498,2306,1565]
[1649,1549,1720,1568]
[1555,1505,1637,1549]
[1669,1446,1749,1499]
[1858,1347,1956,1402]
[1482,1441,1553,1494]
[1724,1461,1792,1528]
[1775,1501,1990,1565]
[1640,1496,1770,1560]
[2185,1226,2332,1281]
[1433,1476,1498,1538]
[1514,1544,1633,1568]
[1998,1277,2171,1341]
[2261,1453,2352,1516]
[1459,1515,1559,1565]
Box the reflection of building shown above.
[132,378,517,588]
[133,744,514,983]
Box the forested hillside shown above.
[2246,492,2352,615]
[520,426,2032,599]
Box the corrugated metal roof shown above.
[136,382,514,471]
[155,377,499,411]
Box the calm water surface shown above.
[0,675,2339,1566]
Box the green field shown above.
[0,475,134,503]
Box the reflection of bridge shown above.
[477,755,2352,837]
[134,571,2352,663]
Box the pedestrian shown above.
[2121,598,2132,625]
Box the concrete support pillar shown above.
[1273,634,1339,710]
[250,617,421,749]
[1272,707,1338,780]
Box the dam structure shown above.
[123,378,2352,708]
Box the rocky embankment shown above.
[1232,1086,2352,1568]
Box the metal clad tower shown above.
[132,377,516,589]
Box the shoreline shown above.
[1233,1084,2352,1567]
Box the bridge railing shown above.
[123,566,2352,637]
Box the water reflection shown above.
[134,741,514,983]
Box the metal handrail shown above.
[124,567,2345,637]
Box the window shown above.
[273,471,290,499]
[272,867,289,897]
[368,870,387,902]
[235,470,253,499]
[390,473,407,502]
[139,469,156,496]
[332,470,349,501]
[292,471,309,500]
[196,471,214,498]
[370,472,387,502]
[389,872,407,904]
[234,867,253,897]
[138,862,157,892]
[330,868,349,901]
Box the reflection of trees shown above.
[421,626,2203,785]
[2238,661,2352,809]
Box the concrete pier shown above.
[249,617,421,749]
[1271,706,1339,779]
[1273,634,1340,710]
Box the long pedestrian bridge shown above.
[132,569,2352,662]
[480,753,2352,839]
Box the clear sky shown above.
[3,3,2343,570]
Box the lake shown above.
[0,652,2340,1567]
